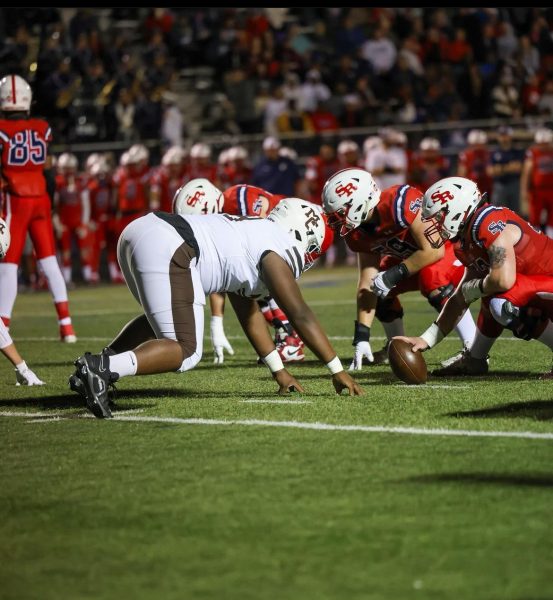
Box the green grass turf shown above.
[1,266,552,600]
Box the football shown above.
[387,339,427,385]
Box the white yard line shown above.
[1,411,552,440]
[240,399,312,404]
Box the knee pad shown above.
[427,284,455,311]
[375,296,404,322]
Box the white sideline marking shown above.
[240,399,312,405]
[1,411,552,440]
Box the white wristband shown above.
[262,349,284,373]
[326,356,344,374]
[420,322,445,349]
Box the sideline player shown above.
[69,199,361,418]
[0,74,77,341]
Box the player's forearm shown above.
[356,286,377,327]
[434,291,470,336]
[402,247,442,274]
[289,308,337,364]
[209,292,226,317]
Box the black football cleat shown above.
[69,347,117,406]
[73,352,118,418]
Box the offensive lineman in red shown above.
[0,74,77,342]
[397,176,553,377]
[322,168,476,369]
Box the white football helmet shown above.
[128,143,149,164]
[190,142,211,159]
[0,217,11,259]
[337,139,359,155]
[467,129,487,145]
[419,137,441,151]
[57,152,78,171]
[172,178,223,216]
[422,176,482,248]
[85,153,102,173]
[90,157,110,177]
[535,128,553,144]
[0,74,32,112]
[161,145,185,166]
[322,167,381,237]
[267,199,334,271]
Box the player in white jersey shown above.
[69,200,363,418]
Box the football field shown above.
[1,266,552,600]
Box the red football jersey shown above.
[0,117,51,196]
[346,184,424,259]
[526,146,553,190]
[222,185,284,217]
[150,165,185,213]
[455,203,553,276]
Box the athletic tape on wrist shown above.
[420,322,445,349]
[263,349,284,373]
[326,356,344,374]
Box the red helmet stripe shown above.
[11,75,16,105]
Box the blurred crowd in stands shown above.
[1,7,553,146]
[1,7,553,286]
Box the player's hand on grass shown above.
[15,362,45,386]
[349,341,374,370]
[332,371,364,396]
[393,336,428,353]
[210,316,234,364]
[274,369,305,395]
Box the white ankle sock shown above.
[469,330,496,359]
[109,351,138,378]
[454,309,477,347]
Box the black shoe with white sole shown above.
[73,352,118,418]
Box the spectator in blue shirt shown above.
[489,125,524,212]
[251,136,301,196]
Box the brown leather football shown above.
[388,339,428,385]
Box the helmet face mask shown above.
[322,167,381,237]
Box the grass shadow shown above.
[399,472,553,488]
[446,400,553,421]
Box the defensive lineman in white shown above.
[69,200,363,417]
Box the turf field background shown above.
[1,266,552,600]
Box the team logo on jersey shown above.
[409,197,422,213]
[252,198,263,214]
[430,190,454,204]
[186,190,205,206]
[487,220,506,235]
[335,182,358,197]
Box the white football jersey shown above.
[182,214,304,298]
[365,147,407,190]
